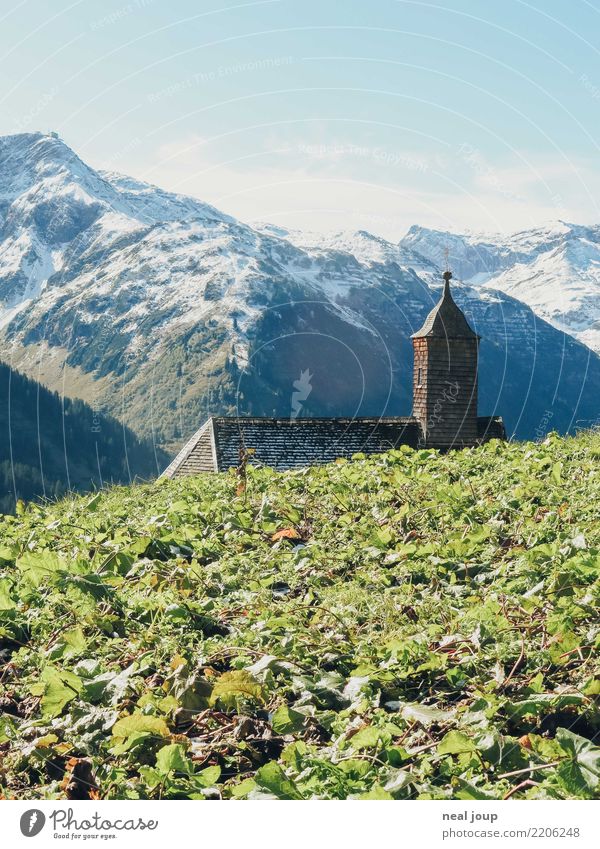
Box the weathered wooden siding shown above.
[412,337,429,428]
[413,336,479,448]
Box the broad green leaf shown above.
[38,666,82,718]
[47,627,87,660]
[399,702,454,725]
[0,545,16,563]
[350,726,382,750]
[163,667,212,712]
[156,743,189,774]
[82,662,139,705]
[255,762,303,800]
[17,551,66,587]
[0,578,16,610]
[438,731,476,755]
[271,705,305,735]
[192,765,221,788]
[555,728,600,794]
[230,778,257,798]
[138,766,162,790]
[356,785,393,800]
[86,493,102,512]
[506,694,583,719]
[454,779,496,800]
[582,678,600,696]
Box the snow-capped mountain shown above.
[1,132,599,453]
[401,222,600,352]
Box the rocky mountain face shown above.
[0,132,599,458]
[401,221,600,353]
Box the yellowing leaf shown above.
[112,713,170,741]
[209,670,265,709]
[35,733,59,748]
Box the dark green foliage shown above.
[0,431,598,799]
[0,361,166,512]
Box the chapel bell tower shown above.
[411,270,480,448]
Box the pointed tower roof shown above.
[412,271,479,339]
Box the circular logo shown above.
[20,810,46,837]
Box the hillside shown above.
[0,361,165,513]
[2,133,600,449]
[0,433,598,800]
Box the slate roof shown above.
[162,414,507,477]
[162,419,217,477]
[162,416,421,476]
[412,272,479,339]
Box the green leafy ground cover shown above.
[0,432,599,800]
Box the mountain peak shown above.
[0,131,599,451]
[0,130,100,199]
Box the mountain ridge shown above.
[400,221,600,352]
[0,131,599,451]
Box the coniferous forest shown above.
[0,362,164,513]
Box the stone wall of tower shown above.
[412,336,479,448]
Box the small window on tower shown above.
[417,367,423,387]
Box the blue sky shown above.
[1,0,600,237]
